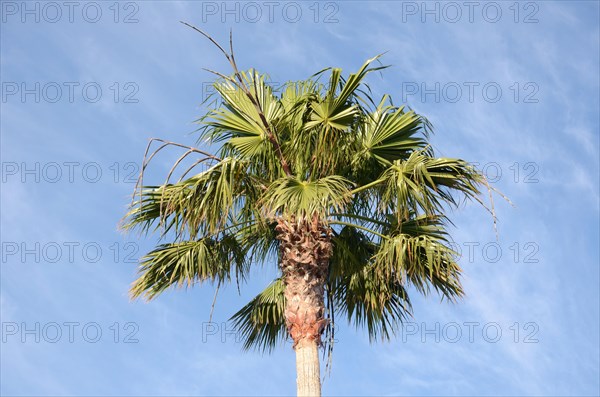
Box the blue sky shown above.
[1,1,599,396]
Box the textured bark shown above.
[275,215,331,397]
[295,339,321,397]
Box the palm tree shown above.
[122,25,496,397]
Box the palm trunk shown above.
[275,215,331,397]
[295,339,321,396]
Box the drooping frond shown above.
[329,213,464,307]
[327,226,411,340]
[123,158,262,239]
[374,214,464,301]
[331,264,413,342]
[237,219,279,266]
[329,226,379,279]
[229,279,287,352]
[130,234,248,300]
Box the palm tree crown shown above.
[122,28,495,384]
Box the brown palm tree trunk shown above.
[276,215,331,397]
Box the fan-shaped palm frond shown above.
[358,96,428,164]
[373,150,484,219]
[260,175,353,218]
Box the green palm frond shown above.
[374,215,463,301]
[330,54,388,112]
[331,264,413,342]
[229,279,287,352]
[376,150,484,218]
[330,213,463,301]
[327,226,413,342]
[236,219,279,265]
[131,234,248,300]
[123,157,260,238]
[303,55,385,131]
[358,97,428,164]
[198,71,287,180]
[329,226,379,278]
[261,175,353,218]
[201,71,283,141]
